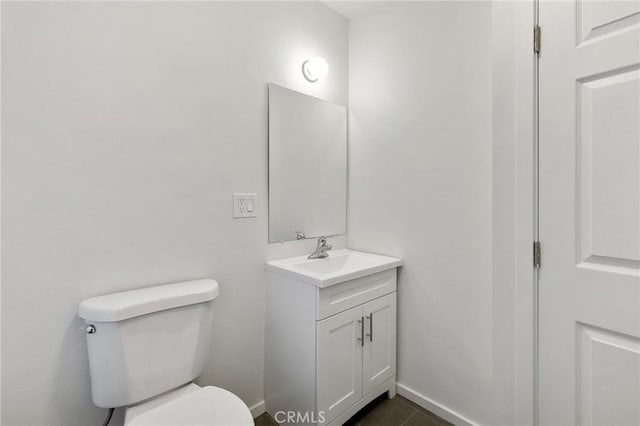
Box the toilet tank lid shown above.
[78,279,219,322]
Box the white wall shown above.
[1,2,347,425]
[348,2,497,424]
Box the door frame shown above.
[511,1,538,425]
[492,0,538,423]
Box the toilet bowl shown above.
[124,383,253,426]
[78,279,253,426]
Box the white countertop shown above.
[266,249,402,287]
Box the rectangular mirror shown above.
[268,84,347,243]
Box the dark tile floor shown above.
[254,394,453,426]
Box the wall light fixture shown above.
[302,57,328,82]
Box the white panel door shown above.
[316,305,363,425]
[539,2,640,425]
[362,293,397,395]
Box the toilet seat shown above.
[125,384,253,426]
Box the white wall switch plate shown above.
[233,193,257,218]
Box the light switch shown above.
[233,193,257,218]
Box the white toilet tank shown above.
[78,279,219,408]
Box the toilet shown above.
[78,279,254,426]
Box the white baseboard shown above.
[249,400,266,418]
[396,383,478,426]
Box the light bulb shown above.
[302,57,328,82]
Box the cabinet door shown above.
[317,305,364,425]
[362,292,397,395]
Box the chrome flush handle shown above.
[80,324,96,334]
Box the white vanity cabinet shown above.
[317,291,397,423]
[265,250,401,426]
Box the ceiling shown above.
[322,1,386,19]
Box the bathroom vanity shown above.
[265,85,396,425]
[265,249,401,426]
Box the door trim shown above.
[514,1,538,425]
[533,1,540,424]
[491,1,538,423]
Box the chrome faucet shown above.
[308,236,332,259]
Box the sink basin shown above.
[266,249,402,287]
[294,254,351,275]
